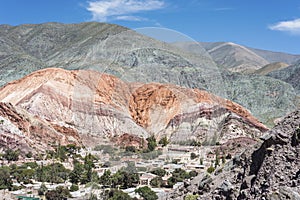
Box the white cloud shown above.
[87,0,165,22]
[269,18,300,35]
[115,15,146,21]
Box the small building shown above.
[173,182,184,189]
[162,175,172,186]
[139,172,157,186]
[163,164,183,173]
[185,164,205,171]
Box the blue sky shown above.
[0,0,300,54]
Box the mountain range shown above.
[0,22,299,128]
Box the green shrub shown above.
[146,136,157,152]
[185,194,199,200]
[70,184,79,192]
[3,149,19,161]
[207,166,215,174]
[158,136,169,147]
[135,186,158,200]
[150,176,163,188]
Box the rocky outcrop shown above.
[166,109,300,200]
[112,133,147,149]
[0,102,81,154]
[0,68,267,148]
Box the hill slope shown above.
[254,62,289,75]
[267,61,300,95]
[250,47,300,65]
[200,42,269,73]
[0,68,268,149]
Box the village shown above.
[0,140,227,200]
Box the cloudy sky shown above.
[0,0,300,54]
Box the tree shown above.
[158,136,169,147]
[99,170,112,187]
[110,170,139,189]
[45,190,61,200]
[172,168,190,181]
[111,171,123,188]
[69,160,84,184]
[122,171,139,188]
[167,176,177,188]
[146,136,157,152]
[45,186,70,200]
[207,166,215,174]
[36,163,70,183]
[56,144,68,161]
[91,171,99,183]
[3,149,19,161]
[81,153,96,184]
[167,169,190,187]
[189,170,198,177]
[150,168,166,177]
[16,168,35,184]
[0,166,12,190]
[70,184,79,192]
[150,176,163,188]
[135,186,158,200]
[108,189,132,200]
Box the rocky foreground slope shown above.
[168,109,300,200]
[0,68,268,153]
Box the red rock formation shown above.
[0,68,268,148]
[129,83,180,128]
[112,133,147,149]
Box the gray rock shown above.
[198,175,213,192]
[219,179,233,193]
[168,109,300,199]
